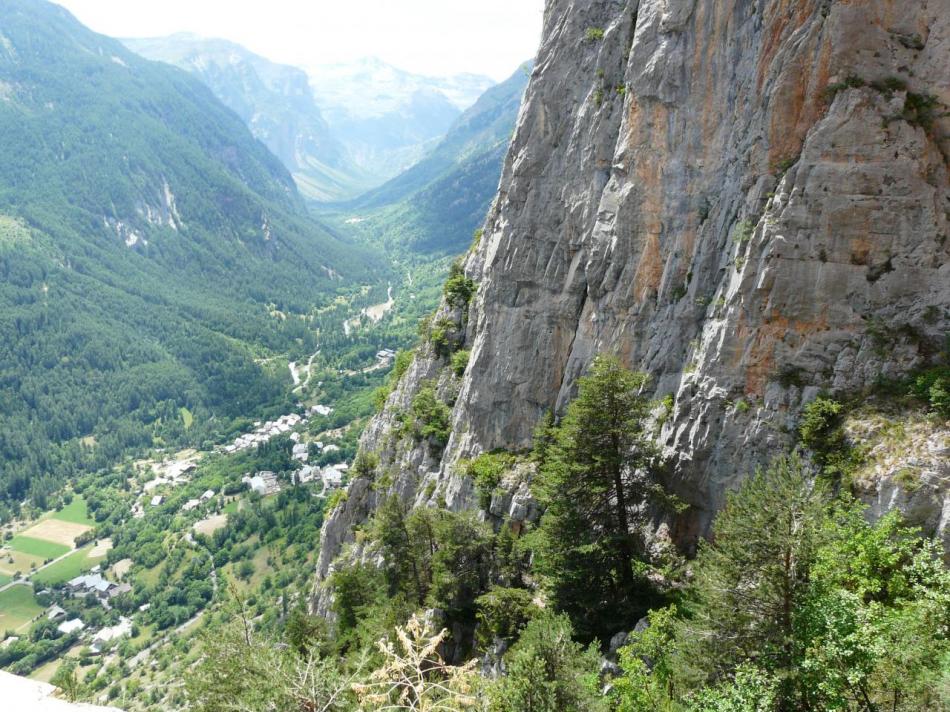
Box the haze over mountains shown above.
[123,34,373,202]
[125,35,497,202]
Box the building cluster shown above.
[293,462,348,488]
[243,471,281,496]
[142,461,196,492]
[66,572,132,604]
[223,412,305,454]
[134,459,198,517]
[181,489,216,512]
[47,575,136,653]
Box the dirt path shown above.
[0,547,76,594]
[291,349,321,394]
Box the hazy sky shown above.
[54,0,545,81]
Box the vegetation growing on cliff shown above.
[531,356,672,641]
[156,347,949,712]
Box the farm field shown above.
[193,513,227,537]
[49,495,95,526]
[0,584,43,633]
[0,549,45,577]
[8,535,71,560]
[17,518,90,548]
[31,543,108,585]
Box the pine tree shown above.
[533,355,663,640]
[681,454,828,698]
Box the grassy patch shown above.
[180,406,194,430]
[0,549,45,576]
[28,657,63,683]
[0,584,44,633]
[0,573,11,586]
[32,544,106,585]
[9,535,70,560]
[51,495,95,526]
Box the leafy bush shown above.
[798,396,844,452]
[585,27,605,41]
[732,219,755,244]
[910,366,950,417]
[325,489,348,512]
[451,349,470,378]
[351,451,379,480]
[488,614,602,712]
[475,586,539,647]
[428,318,461,358]
[443,262,476,309]
[406,384,452,454]
[462,451,516,509]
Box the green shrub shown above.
[450,349,470,378]
[443,262,476,309]
[910,366,950,417]
[351,451,379,480]
[475,587,539,647]
[429,318,460,359]
[799,396,864,481]
[585,27,605,41]
[488,614,602,712]
[408,384,452,454]
[799,397,844,453]
[462,451,516,509]
[732,220,755,244]
[391,350,414,382]
[372,386,389,413]
[326,489,348,512]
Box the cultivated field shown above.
[0,584,43,633]
[31,543,109,585]
[17,518,91,548]
[0,549,45,577]
[49,496,95,526]
[193,514,227,537]
[8,535,70,560]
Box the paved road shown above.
[0,546,78,594]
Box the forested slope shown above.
[0,0,383,512]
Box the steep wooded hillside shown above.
[0,0,381,509]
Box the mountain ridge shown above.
[122,33,374,202]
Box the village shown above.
[0,389,361,683]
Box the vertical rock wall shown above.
[314,0,950,602]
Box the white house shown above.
[91,617,132,651]
[200,489,215,502]
[57,618,85,635]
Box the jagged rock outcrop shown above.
[314,0,950,607]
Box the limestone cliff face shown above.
[314,0,950,602]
